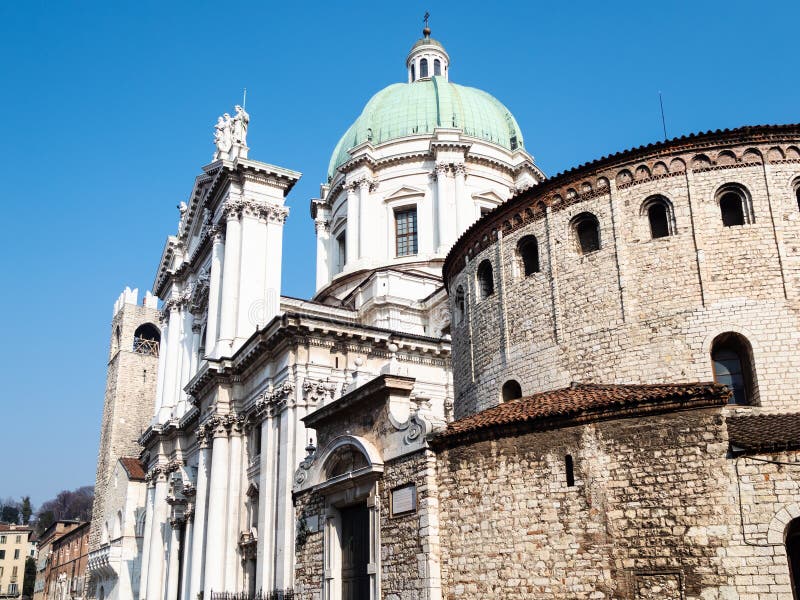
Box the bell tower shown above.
[88,287,160,551]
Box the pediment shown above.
[383,185,426,202]
[472,189,506,204]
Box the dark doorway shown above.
[340,503,370,600]
[787,519,800,599]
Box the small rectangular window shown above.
[14,536,20,544]
[565,454,575,487]
[395,208,418,257]
[0,550,5,559]
[0,536,5,544]
[13,549,19,560]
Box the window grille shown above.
[395,209,418,257]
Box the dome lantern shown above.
[406,17,449,83]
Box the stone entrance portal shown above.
[340,503,370,600]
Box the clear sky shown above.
[0,0,798,508]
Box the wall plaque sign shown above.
[391,484,417,516]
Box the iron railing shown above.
[133,337,160,357]
[210,590,294,600]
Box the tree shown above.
[22,556,36,598]
[20,497,32,525]
[0,498,21,524]
[34,487,94,536]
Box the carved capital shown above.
[453,163,467,176]
[314,218,330,234]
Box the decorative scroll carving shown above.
[294,439,316,486]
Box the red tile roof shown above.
[119,457,146,481]
[434,382,730,448]
[727,413,800,453]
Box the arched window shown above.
[411,64,416,82]
[717,184,752,227]
[112,326,121,353]
[454,286,465,325]
[433,59,441,76]
[133,323,160,356]
[501,380,522,402]
[786,518,800,596]
[642,196,675,239]
[720,192,745,226]
[517,235,540,276]
[476,260,494,299]
[572,212,601,254]
[420,58,429,78]
[711,332,757,406]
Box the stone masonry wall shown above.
[89,303,159,550]
[435,407,800,599]
[449,139,800,418]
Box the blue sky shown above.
[0,0,797,508]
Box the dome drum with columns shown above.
[311,26,543,329]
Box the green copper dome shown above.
[327,76,525,179]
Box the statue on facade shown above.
[213,104,249,160]
[232,105,249,146]
[213,113,233,160]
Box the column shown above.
[434,163,448,253]
[263,208,286,324]
[345,184,358,267]
[217,207,242,353]
[138,485,155,600]
[154,319,169,416]
[454,163,467,236]
[180,513,194,600]
[236,210,267,340]
[175,308,193,408]
[188,321,202,377]
[274,409,293,589]
[205,230,225,356]
[314,219,330,291]
[358,179,370,259]
[146,472,169,600]
[203,426,230,594]
[160,305,181,418]
[165,521,181,600]
[189,444,211,600]
[256,415,277,592]
[224,426,243,591]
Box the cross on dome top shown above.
[406,13,449,83]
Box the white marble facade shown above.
[108,28,541,600]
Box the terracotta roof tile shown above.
[434,382,730,447]
[119,457,146,481]
[727,413,800,453]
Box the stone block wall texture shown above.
[447,133,800,419]
[435,408,800,599]
[89,303,160,551]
